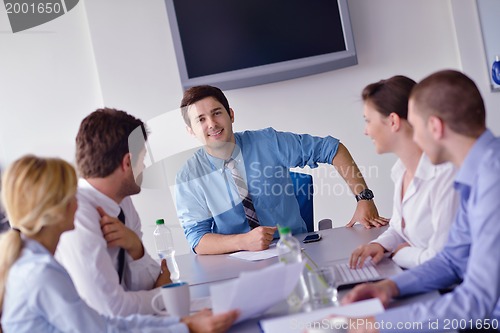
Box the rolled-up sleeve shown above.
[175,172,214,252]
[182,218,214,253]
[261,128,339,168]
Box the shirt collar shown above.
[413,153,435,181]
[455,129,495,189]
[390,158,405,183]
[204,143,242,174]
[23,237,51,256]
[78,178,122,217]
[390,153,433,182]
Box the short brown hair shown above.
[76,108,147,178]
[180,85,231,126]
[362,75,416,119]
[410,70,486,138]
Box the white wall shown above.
[0,3,102,165]
[1,0,498,257]
[450,0,500,128]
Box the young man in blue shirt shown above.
[343,70,500,332]
[175,85,388,255]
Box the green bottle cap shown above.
[278,226,291,235]
[155,219,165,225]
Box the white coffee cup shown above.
[151,281,190,317]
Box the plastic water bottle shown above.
[153,219,180,281]
[277,226,309,308]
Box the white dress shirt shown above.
[2,238,188,333]
[372,154,458,268]
[56,179,161,316]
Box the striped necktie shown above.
[226,159,260,229]
[117,209,126,283]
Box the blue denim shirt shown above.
[175,127,339,252]
[376,129,500,332]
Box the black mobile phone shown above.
[302,233,322,243]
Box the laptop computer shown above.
[323,257,403,290]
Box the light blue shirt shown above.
[1,238,188,333]
[175,128,339,251]
[376,129,500,332]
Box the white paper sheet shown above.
[210,261,305,323]
[259,298,385,333]
[228,247,279,261]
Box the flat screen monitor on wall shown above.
[165,0,357,91]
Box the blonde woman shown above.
[349,76,459,269]
[0,155,237,333]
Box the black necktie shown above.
[117,209,126,283]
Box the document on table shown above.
[259,298,385,333]
[210,261,305,323]
[190,296,212,312]
[228,246,279,261]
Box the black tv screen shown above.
[165,0,357,90]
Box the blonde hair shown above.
[0,155,77,318]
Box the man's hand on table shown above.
[239,226,277,251]
[346,200,389,229]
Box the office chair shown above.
[289,171,332,232]
[289,171,314,232]
[318,219,332,230]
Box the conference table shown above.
[177,225,388,287]
[175,225,440,332]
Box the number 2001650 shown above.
[443,319,498,330]
[5,2,62,14]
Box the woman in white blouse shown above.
[349,76,459,269]
[0,155,237,333]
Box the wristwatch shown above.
[355,188,374,202]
